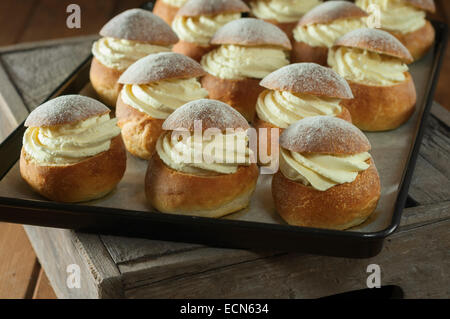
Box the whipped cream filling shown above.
[293,18,366,48]
[280,147,371,191]
[201,44,289,80]
[156,130,252,175]
[250,0,322,23]
[92,37,171,71]
[161,0,187,8]
[328,47,409,86]
[23,114,121,166]
[356,0,426,34]
[121,78,208,119]
[256,90,342,128]
[172,13,241,45]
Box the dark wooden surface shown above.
[0,0,448,299]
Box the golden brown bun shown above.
[172,40,214,62]
[145,154,259,217]
[262,19,297,42]
[341,72,416,131]
[297,1,368,27]
[334,28,413,63]
[153,0,180,25]
[25,95,110,127]
[210,18,292,50]
[201,73,264,122]
[291,41,328,65]
[163,98,249,132]
[406,0,435,12]
[118,52,206,85]
[116,95,164,160]
[260,63,353,99]
[89,57,123,107]
[176,0,249,17]
[390,20,435,61]
[253,107,352,162]
[272,159,380,230]
[20,136,127,203]
[99,8,178,45]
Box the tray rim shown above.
[0,20,447,256]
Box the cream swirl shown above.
[92,37,171,71]
[201,45,289,80]
[280,147,371,191]
[356,0,426,34]
[121,78,208,119]
[156,130,252,175]
[23,114,121,166]
[328,47,408,86]
[293,18,366,48]
[161,0,188,8]
[250,0,322,23]
[256,90,342,128]
[172,13,241,45]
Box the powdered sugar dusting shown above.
[25,95,109,127]
[334,28,413,63]
[211,18,292,50]
[118,52,206,84]
[298,1,368,26]
[163,99,249,131]
[177,0,249,17]
[260,63,353,99]
[100,8,178,44]
[280,116,371,154]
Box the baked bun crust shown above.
[90,57,123,107]
[334,28,413,63]
[291,40,329,65]
[260,63,353,99]
[177,0,249,17]
[172,40,214,62]
[390,20,435,61]
[297,1,368,27]
[210,18,292,50]
[406,0,435,12]
[145,154,259,217]
[20,136,127,203]
[272,159,380,230]
[116,95,164,160]
[118,52,205,85]
[341,72,416,131]
[153,0,181,25]
[201,73,264,122]
[261,19,297,41]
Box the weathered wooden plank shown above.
[0,223,40,299]
[32,268,57,299]
[0,0,36,45]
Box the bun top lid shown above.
[210,18,292,50]
[162,99,250,132]
[25,95,110,127]
[333,28,413,63]
[406,0,436,13]
[280,116,371,155]
[118,52,206,85]
[99,8,179,45]
[260,63,353,99]
[176,0,249,17]
[297,1,368,27]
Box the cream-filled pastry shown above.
[249,0,322,39]
[146,99,259,218]
[89,9,178,107]
[253,63,353,164]
[356,0,435,60]
[116,52,207,160]
[201,18,291,122]
[172,0,249,61]
[154,0,189,25]
[272,116,381,230]
[291,1,368,65]
[20,95,127,202]
[328,28,416,131]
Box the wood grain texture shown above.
[32,268,57,299]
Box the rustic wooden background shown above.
[0,0,449,299]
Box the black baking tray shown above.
[0,21,447,258]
